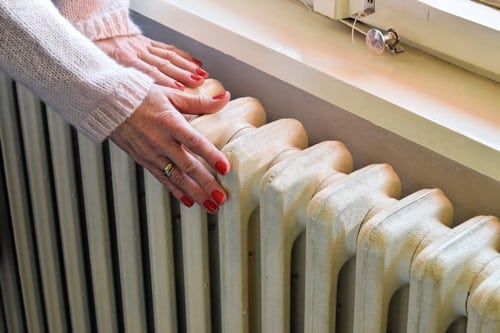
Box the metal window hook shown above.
[342,6,405,56]
[365,28,405,55]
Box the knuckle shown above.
[180,158,198,175]
[162,50,176,59]
[159,177,170,188]
[157,110,183,127]
[170,170,187,188]
[158,60,172,71]
[183,131,201,148]
[154,169,170,186]
[201,177,216,191]
[145,65,160,76]
[190,190,206,203]
[192,96,208,110]
[112,47,127,62]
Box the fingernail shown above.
[192,57,203,67]
[196,67,209,77]
[203,200,218,214]
[181,196,194,208]
[215,160,229,175]
[190,74,203,81]
[212,91,227,100]
[174,81,185,90]
[211,190,225,205]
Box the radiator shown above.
[0,72,499,333]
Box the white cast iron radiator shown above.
[1,72,499,333]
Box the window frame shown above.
[312,0,500,82]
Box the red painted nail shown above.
[212,92,227,100]
[190,74,203,81]
[203,200,218,214]
[192,57,203,67]
[196,67,209,77]
[181,196,194,208]
[215,160,229,175]
[211,190,225,205]
[174,81,185,89]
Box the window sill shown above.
[131,0,500,182]
[419,0,500,31]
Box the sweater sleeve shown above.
[0,0,154,142]
[53,0,141,41]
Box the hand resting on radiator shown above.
[110,85,231,213]
[96,34,209,90]
[0,0,230,213]
[92,24,230,213]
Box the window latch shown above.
[365,28,405,55]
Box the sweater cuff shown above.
[74,8,142,41]
[80,70,154,142]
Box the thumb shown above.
[166,89,231,115]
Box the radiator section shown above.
[1,72,499,333]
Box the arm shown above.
[0,0,153,141]
[54,0,210,89]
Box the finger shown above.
[139,51,205,88]
[150,40,200,65]
[148,46,207,77]
[158,114,230,176]
[151,148,225,212]
[160,157,223,213]
[141,158,198,209]
[148,46,209,81]
[110,122,200,209]
[127,58,183,89]
[142,155,222,213]
[166,89,231,115]
[140,121,228,211]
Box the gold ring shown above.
[163,163,175,177]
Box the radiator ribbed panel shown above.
[1,72,499,333]
[0,73,182,333]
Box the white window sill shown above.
[419,0,500,31]
[130,0,500,182]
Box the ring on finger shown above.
[163,162,176,177]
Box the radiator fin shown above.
[46,108,92,333]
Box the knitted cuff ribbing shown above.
[80,70,154,141]
[73,8,141,41]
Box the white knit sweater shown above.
[0,0,154,141]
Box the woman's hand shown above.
[96,35,209,90]
[110,85,231,213]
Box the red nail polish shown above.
[174,81,185,89]
[211,190,225,205]
[192,57,203,67]
[196,67,209,77]
[190,74,203,81]
[181,196,194,208]
[203,200,218,214]
[215,160,229,175]
[212,92,227,100]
